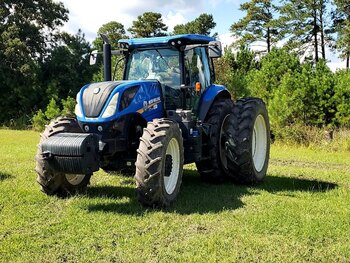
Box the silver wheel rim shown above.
[65,174,85,186]
[164,138,180,195]
[252,114,268,172]
[219,114,231,170]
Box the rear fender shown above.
[197,85,231,121]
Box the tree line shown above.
[230,0,350,66]
[0,1,349,133]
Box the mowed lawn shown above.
[0,129,349,262]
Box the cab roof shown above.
[118,34,215,49]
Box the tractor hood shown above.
[82,81,123,118]
[75,80,164,123]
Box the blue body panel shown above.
[197,84,231,121]
[119,34,215,49]
[76,80,164,124]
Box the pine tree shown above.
[230,0,278,53]
[332,0,350,68]
[277,0,330,62]
[128,12,168,38]
[173,13,217,36]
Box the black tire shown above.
[135,119,184,208]
[196,98,234,183]
[35,117,91,197]
[225,98,270,184]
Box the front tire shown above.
[225,98,270,184]
[135,119,184,208]
[35,117,91,197]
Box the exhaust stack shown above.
[101,34,112,81]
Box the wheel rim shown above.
[164,138,180,195]
[252,114,268,172]
[65,174,85,186]
[219,114,231,170]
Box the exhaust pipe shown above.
[101,34,112,81]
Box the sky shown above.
[55,0,242,45]
[54,0,346,71]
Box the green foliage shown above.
[269,61,334,128]
[93,21,128,51]
[0,1,68,123]
[246,48,300,103]
[61,96,76,117]
[332,70,350,127]
[44,98,61,121]
[332,1,350,67]
[92,56,125,82]
[173,13,217,36]
[32,97,76,131]
[245,48,338,132]
[272,124,350,152]
[269,71,306,127]
[215,46,258,99]
[230,0,278,53]
[41,30,99,106]
[273,123,326,146]
[128,12,168,38]
[277,0,330,61]
[32,109,47,132]
[308,61,335,126]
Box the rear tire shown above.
[35,117,91,197]
[135,119,184,208]
[196,98,234,183]
[225,98,270,184]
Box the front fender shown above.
[197,85,231,121]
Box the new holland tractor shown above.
[35,34,270,208]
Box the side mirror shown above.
[90,50,98,65]
[208,41,222,58]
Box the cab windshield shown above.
[125,48,181,88]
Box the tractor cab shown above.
[117,35,224,114]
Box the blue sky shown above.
[55,0,345,70]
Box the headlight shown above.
[74,91,83,118]
[101,92,119,118]
[119,86,140,111]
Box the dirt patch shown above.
[270,159,350,172]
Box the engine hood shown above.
[77,80,163,121]
[81,81,123,118]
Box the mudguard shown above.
[197,84,231,121]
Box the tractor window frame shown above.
[123,47,181,89]
[184,47,212,91]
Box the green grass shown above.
[0,130,349,262]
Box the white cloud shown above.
[217,32,236,48]
[54,0,213,42]
[163,11,187,32]
[328,61,346,72]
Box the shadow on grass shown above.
[259,174,337,193]
[86,185,144,215]
[0,172,13,181]
[87,185,135,199]
[85,169,337,215]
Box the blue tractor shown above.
[35,34,270,208]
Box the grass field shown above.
[0,129,349,262]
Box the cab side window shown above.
[184,47,211,90]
